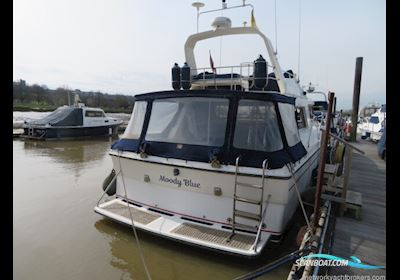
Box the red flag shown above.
[209,50,216,74]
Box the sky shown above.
[13,0,386,110]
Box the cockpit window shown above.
[145,97,229,146]
[369,116,379,124]
[233,100,283,152]
[85,110,105,117]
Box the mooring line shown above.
[286,163,311,230]
[118,150,152,280]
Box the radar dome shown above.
[211,17,232,30]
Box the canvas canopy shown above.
[26,107,83,127]
[112,90,306,169]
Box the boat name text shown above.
[159,175,200,188]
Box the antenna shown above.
[192,2,205,33]
[274,0,278,55]
[195,1,254,30]
[297,0,302,82]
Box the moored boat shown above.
[22,101,123,140]
[95,1,322,257]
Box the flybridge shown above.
[168,0,306,97]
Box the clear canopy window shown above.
[233,100,283,152]
[122,101,147,139]
[278,103,301,147]
[145,97,229,146]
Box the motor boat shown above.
[359,104,386,141]
[94,1,321,257]
[22,96,123,140]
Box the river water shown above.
[13,112,303,280]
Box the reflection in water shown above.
[23,138,114,164]
[22,138,115,178]
[14,135,307,280]
[94,211,304,280]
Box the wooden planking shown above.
[329,139,386,276]
[346,190,362,206]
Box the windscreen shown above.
[145,97,229,146]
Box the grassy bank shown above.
[13,104,57,112]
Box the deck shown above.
[328,139,386,276]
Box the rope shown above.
[286,163,311,230]
[117,151,152,280]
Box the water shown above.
[13,113,303,280]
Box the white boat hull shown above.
[95,145,319,256]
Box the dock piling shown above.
[313,91,335,230]
[350,57,363,142]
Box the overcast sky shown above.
[13,0,385,110]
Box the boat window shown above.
[278,103,301,147]
[295,107,307,129]
[369,116,379,124]
[233,100,283,152]
[85,110,105,117]
[145,98,229,146]
[122,101,147,139]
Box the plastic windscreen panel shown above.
[145,97,229,146]
[233,100,283,152]
[122,101,147,139]
[278,103,301,147]
[369,116,379,124]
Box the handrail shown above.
[320,127,365,154]
[253,159,268,252]
[253,194,271,253]
[190,64,278,90]
[230,155,241,236]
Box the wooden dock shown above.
[328,139,386,276]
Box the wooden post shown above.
[350,57,363,142]
[313,91,335,230]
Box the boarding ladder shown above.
[228,157,270,251]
